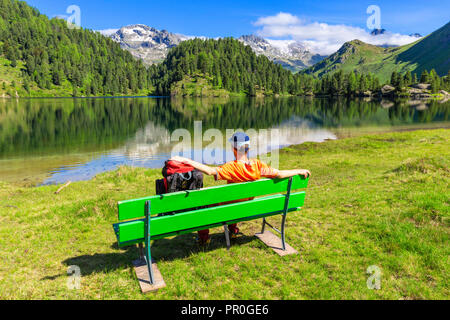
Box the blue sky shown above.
[25,0,449,55]
[25,0,449,37]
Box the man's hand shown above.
[297,169,311,179]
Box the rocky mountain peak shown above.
[110,25,187,65]
[238,35,326,72]
[239,34,269,44]
[110,26,327,71]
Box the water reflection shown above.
[0,97,448,185]
[43,117,337,184]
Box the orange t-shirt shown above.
[215,159,278,183]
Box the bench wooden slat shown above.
[118,176,308,221]
[117,191,305,244]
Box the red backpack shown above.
[156,160,203,195]
[162,160,195,177]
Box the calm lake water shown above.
[0,97,449,185]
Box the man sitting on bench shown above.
[170,132,311,245]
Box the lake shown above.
[0,97,448,186]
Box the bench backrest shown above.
[115,176,308,246]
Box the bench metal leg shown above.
[259,217,289,252]
[280,177,293,251]
[258,177,293,252]
[280,214,287,251]
[132,202,166,293]
[145,247,155,285]
[223,224,231,250]
[144,201,155,285]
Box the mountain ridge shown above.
[303,21,449,82]
[109,24,327,71]
[237,34,327,72]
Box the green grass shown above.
[0,129,449,299]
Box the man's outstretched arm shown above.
[170,156,217,176]
[275,169,311,179]
[171,156,311,179]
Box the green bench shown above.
[113,175,309,291]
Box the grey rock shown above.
[381,85,395,94]
[413,83,431,90]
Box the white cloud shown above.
[254,13,422,55]
[97,28,119,36]
[254,12,301,26]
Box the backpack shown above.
[156,160,204,195]
[155,161,204,217]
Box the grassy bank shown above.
[0,129,448,299]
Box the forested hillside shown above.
[0,0,151,97]
[148,37,316,96]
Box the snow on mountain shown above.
[238,35,327,72]
[109,25,327,71]
[110,24,188,65]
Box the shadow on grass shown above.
[151,231,256,261]
[42,230,256,280]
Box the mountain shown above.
[304,22,450,82]
[110,24,191,66]
[397,22,450,77]
[110,25,326,71]
[238,35,326,72]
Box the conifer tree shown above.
[404,71,412,86]
[420,70,429,83]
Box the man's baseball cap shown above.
[229,132,250,149]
